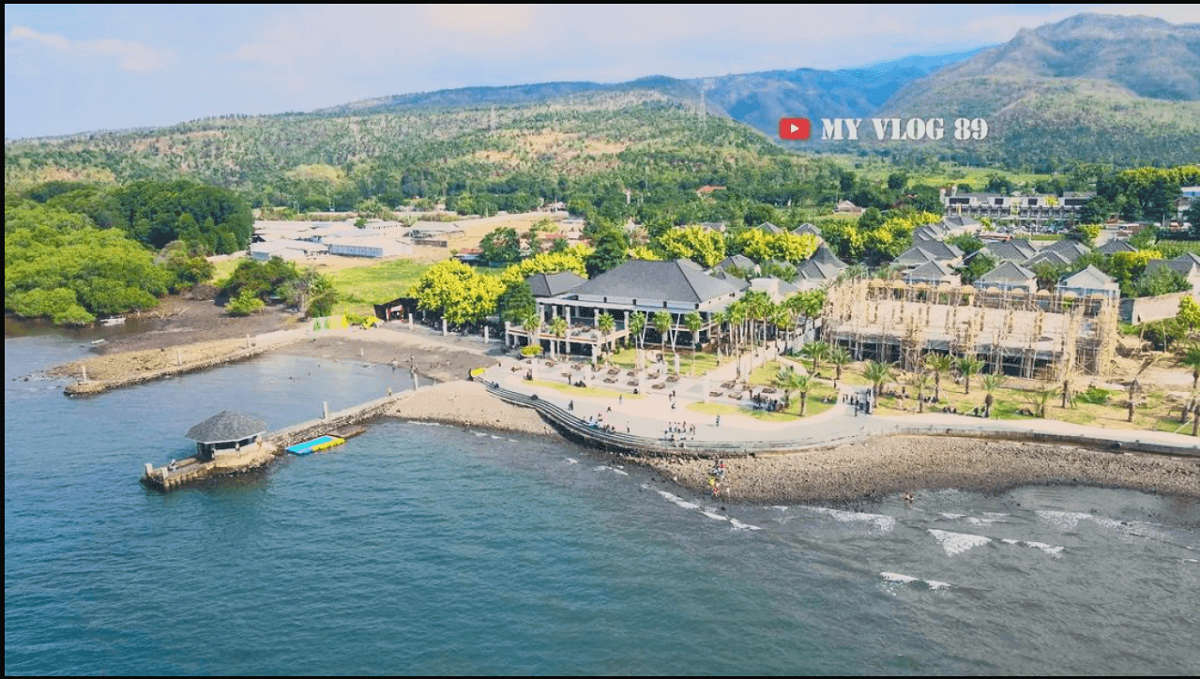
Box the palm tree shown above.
[1182,342,1200,391]
[769,304,792,353]
[684,311,703,373]
[912,372,933,413]
[521,311,541,354]
[596,312,615,354]
[629,311,647,350]
[981,373,1007,417]
[728,303,747,355]
[829,346,851,385]
[550,316,568,359]
[775,366,811,415]
[710,309,729,356]
[793,373,813,416]
[1027,383,1055,418]
[863,360,894,399]
[652,311,672,353]
[803,340,830,376]
[957,356,984,395]
[925,354,952,402]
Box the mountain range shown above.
[6,12,1199,190]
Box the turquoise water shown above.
[5,334,1200,675]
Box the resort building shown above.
[904,260,960,287]
[1057,265,1119,299]
[794,244,849,290]
[504,259,741,356]
[976,262,1038,294]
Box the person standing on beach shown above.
[715,415,721,427]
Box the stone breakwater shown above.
[638,436,1200,504]
[59,332,302,396]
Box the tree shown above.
[802,340,830,376]
[497,280,537,326]
[958,252,997,286]
[1181,343,1200,391]
[912,372,933,413]
[1068,223,1102,248]
[521,310,541,351]
[657,226,725,267]
[957,356,984,394]
[1178,296,1200,333]
[981,373,1006,417]
[585,227,629,277]
[829,346,851,385]
[653,311,673,352]
[863,360,894,398]
[549,316,568,358]
[1027,383,1056,418]
[925,354,953,402]
[479,227,522,265]
[684,311,704,372]
[629,311,647,349]
[597,312,616,353]
[226,289,264,316]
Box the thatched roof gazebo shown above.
[185,411,267,459]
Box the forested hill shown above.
[874,13,1200,167]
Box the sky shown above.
[6,4,1200,139]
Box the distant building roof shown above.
[563,259,739,305]
[710,269,750,290]
[796,244,848,282]
[748,277,799,299]
[1041,239,1091,262]
[713,254,758,274]
[978,261,1037,285]
[792,222,821,237]
[527,271,587,298]
[894,241,962,267]
[1096,239,1137,255]
[756,221,784,234]
[1146,252,1200,278]
[941,215,981,229]
[1059,265,1118,292]
[974,240,1036,263]
[1024,250,1072,268]
[185,411,267,444]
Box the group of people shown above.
[707,460,727,497]
[843,392,873,415]
[663,421,695,442]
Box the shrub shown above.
[520,345,543,357]
[1075,386,1113,405]
[226,289,264,316]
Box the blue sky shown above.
[6,4,1199,139]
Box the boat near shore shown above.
[100,316,126,326]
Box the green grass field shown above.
[327,259,431,317]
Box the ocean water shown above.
[6,334,1200,675]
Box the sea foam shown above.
[806,506,896,532]
[928,529,992,556]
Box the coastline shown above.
[390,382,1200,503]
[35,320,1198,503]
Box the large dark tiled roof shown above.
[566,260,739,304]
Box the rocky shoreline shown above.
[391,383,1200,503]
[633,436,1200,504]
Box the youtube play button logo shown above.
[779,117,811,140]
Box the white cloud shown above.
[8,24,175,72]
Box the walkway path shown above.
[480,355,1200,455]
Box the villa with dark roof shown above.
[505,259,742,355]
[893,241,963,268]
[1146,252,1200,295]
[977,262,1038,293]
[795,244,848,290]
[970,239,1036,263]
[1096,239,1137,256]
[904,260,960,287]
